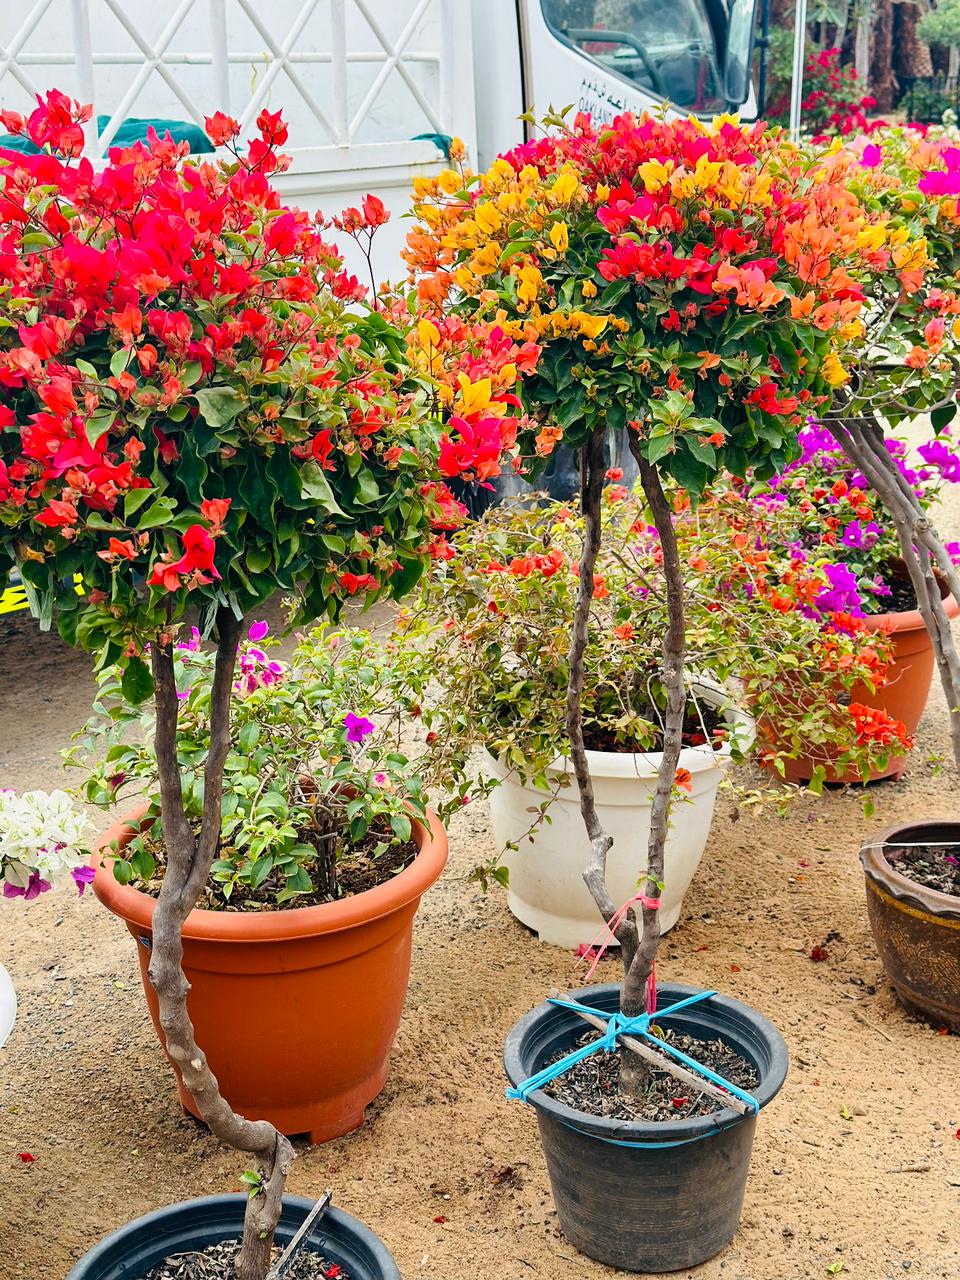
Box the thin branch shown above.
[568,426,639,966]
[627,442,686,1019]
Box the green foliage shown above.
[67,621,469,908]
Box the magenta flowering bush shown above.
[69,620,466,908]
[733,420,960,617]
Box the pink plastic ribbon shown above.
[577,891,662,983]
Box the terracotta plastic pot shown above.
[488,679,755,948]
[93,807,447,1143]
[767,571,958,784]
[504,983,788,1272]
[66,1194,400,1280]
[860,819,960,1031]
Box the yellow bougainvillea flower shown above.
[637,159,673,193]
[516,263,544,304]
[475,202,503,235]
[551,168,579,204]
[821,352,850,386]
[577,312,608,340]
[549,221,569,253]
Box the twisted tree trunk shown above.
[150,608,294,1280]
[828,414,960,773]
[566,426,686,1094]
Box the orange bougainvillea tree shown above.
[403,109,927,1083]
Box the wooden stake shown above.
[267,1190,332,1280]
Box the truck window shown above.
[540,0,725,113]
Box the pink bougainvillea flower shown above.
[4,872,50,899]
[343,713,375,743]
[860,144,883,168]
[248,620,269,641]
[71,865,96,895]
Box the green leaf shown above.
[931,403,957,433]
[120,656,154,706]
[85,410,117,448]
[112,859,133,886]
[130,846,156,881]
[300,461,344,513]
[356,470,380,504]
[124,486,155,520]
[136,497,178,530]
[195,386,244,429]
[109,348,131,378]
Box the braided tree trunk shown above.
[150,607,293,1280]
[565,427,686,1094]
[829,414,960,773]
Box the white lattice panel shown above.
[0,0,474,164]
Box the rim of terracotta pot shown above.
[485,676,756,782]
[859,818,960,921]
[862,560,959,634]
[92,803,448,942]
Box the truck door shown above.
[519,0,762,125]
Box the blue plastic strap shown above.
[506,990,760,1121]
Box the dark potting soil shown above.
[140,1238,345,1279]
[132,825,417,913]
[582,701,725,754]
[876,574,918,614]
[542,1027,759,1123]
[884,842,960,897]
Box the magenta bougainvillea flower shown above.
[343,713,375,743]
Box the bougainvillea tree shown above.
[404,108,921,1087]
[811,125,960,771]
[0,93,516,1279]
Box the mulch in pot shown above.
[883,841,960,897]
[542,1027,759,1123]
[141,1238,346,1279]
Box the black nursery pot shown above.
[504,982,789,1273]
[65,1194,400,1280]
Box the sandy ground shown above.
[2,484,960,1280]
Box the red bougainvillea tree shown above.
[0,92,517,1279]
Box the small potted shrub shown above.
[860,818,960,1030]
[69,622,462,1144]
[412,488,907,947]
[723,420,960,782]
[405,108,919,1269]
[0,94,509,1280]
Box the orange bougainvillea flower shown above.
[674,768,693,793]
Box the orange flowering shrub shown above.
[403,110,911,490]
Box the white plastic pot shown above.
[487,681,754,949]
[0,963,16,1048]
